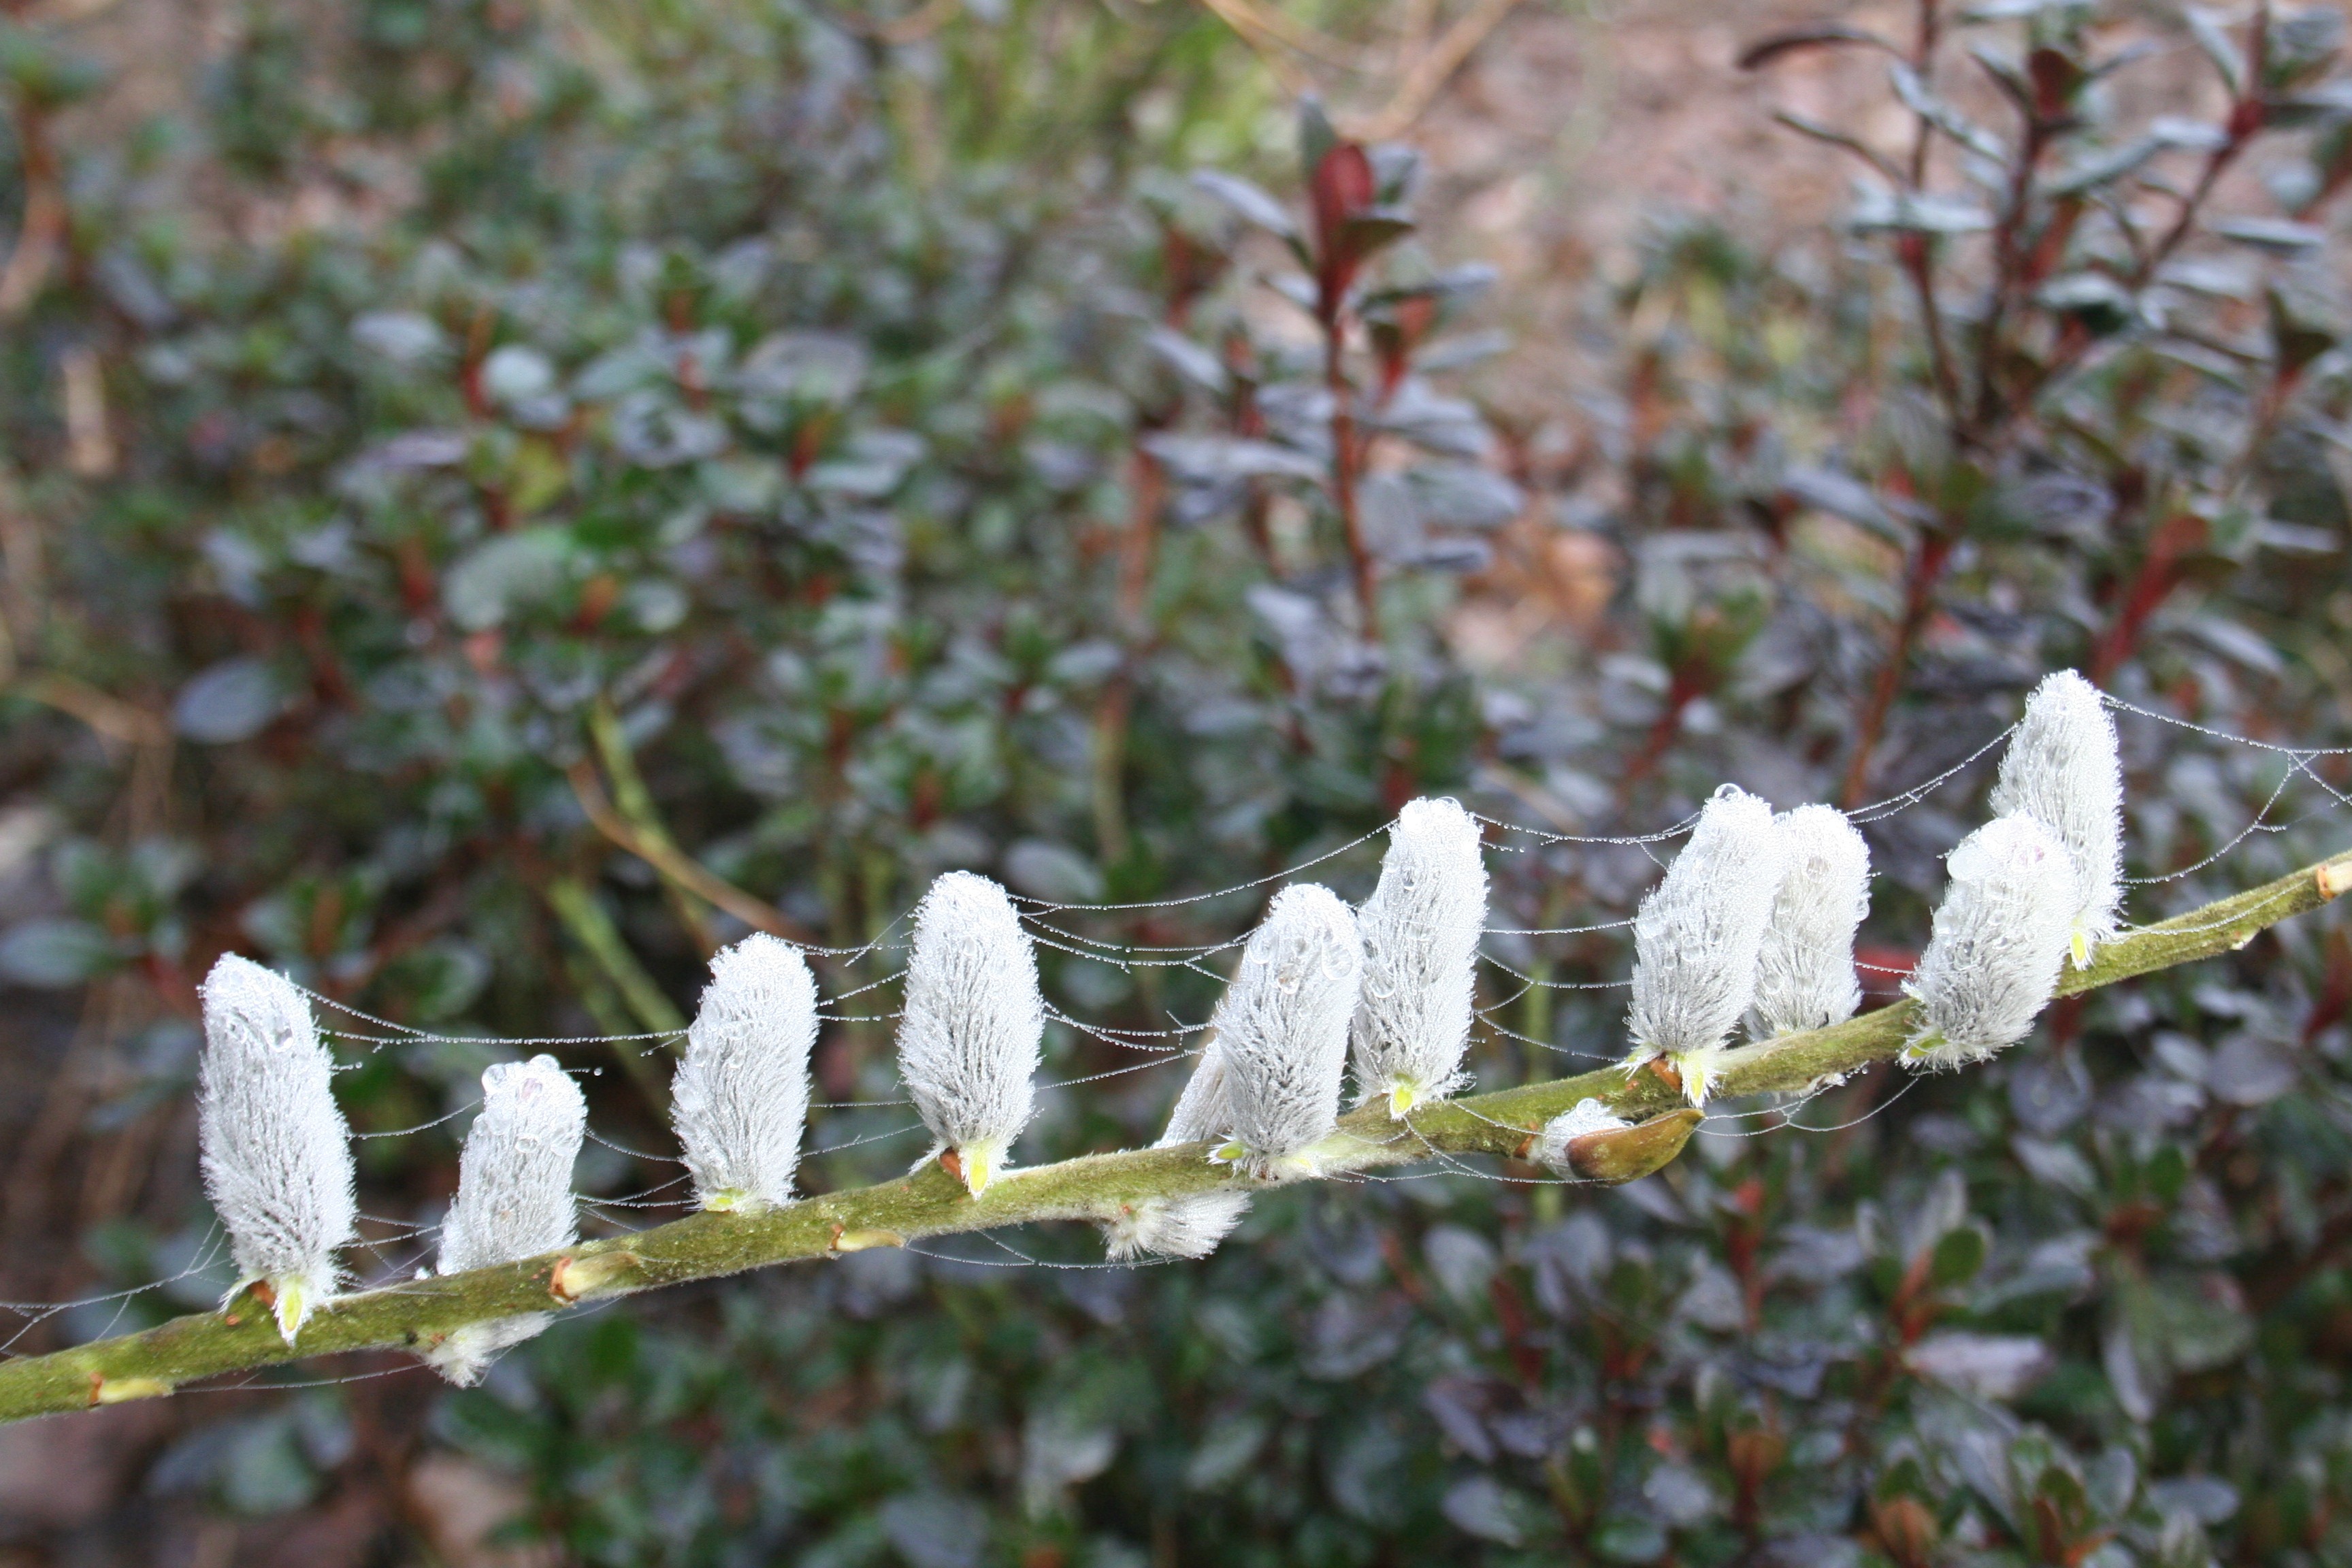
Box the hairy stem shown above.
[4,847,2345,1425]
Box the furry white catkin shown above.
[1749,804,1872,1040]
[1901,815,2077,1070]
[1103,1039,1252,1261]
[1988,669,2124,968]
[896,871,1043,1196]
[197,955,357,1344]
[1352,796,1488,1117]
[427,1055,586,1385]
[1211,884,1362,1178]
[672,934,818,1211]
[1623,784,1788,1107]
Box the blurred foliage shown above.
[9,0,2352,1563]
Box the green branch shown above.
[3,847,2344,1425]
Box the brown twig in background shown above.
[1840,529,1956,808]
[1354,0,1522,141]
[0,102,63,318]
[1193,0,1318,95]
[830,0,963,45]
[1194,0,1369,74]
[566,708,815,950]
[1324,323,1384,643]
[8,671,167,751]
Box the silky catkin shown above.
[1750,804,1872,1040]
[673,934,818,1211]
[1103,1039,1252,1260]
[897,871,1044,1196]
[1211,885,1362,1177]
[1351,797,1488,1116]
[197,955,357,1344]
[1989,669,2124,968]
[1902,815,2076,1070]
[1624,785,1788,1106]
[427,1055,586,1385]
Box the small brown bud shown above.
[1565,1108,1702,1184]
[1870,1495,1939,1568]
[549,1251,638,1304]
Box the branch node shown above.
[88,1374,172,1407]
[832,1228,906,1253]
[549,1252,637,1304]
[2319,860,2352,901]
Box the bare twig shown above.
[10,672,167,751]
[1840,529,1957,808]
[1354,0,1522,142]
[0,103,63,320]
[566,725,816,949]
[539,875,679,1113]
[1326,322,1383,642]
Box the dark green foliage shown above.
[8,0,2352,1563]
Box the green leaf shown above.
[1296,97,1337,189]
[1188,169,1297,239]
[0,22,108,108]
[2185,7,2247,97]
[1930,1223,1988,1290]
[0,917,116,987]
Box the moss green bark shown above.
[2,847,2342,1425]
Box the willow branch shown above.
[3,847,2345,1425]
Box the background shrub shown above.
[3,1,2352,1563]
